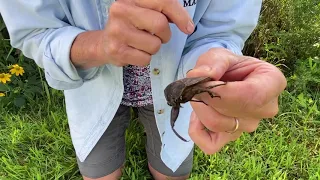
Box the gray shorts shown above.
[76,105,193,179]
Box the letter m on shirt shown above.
[183,0,197,7]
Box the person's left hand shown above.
[186,48,287,154]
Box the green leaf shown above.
[0,83,9,91]
[5,47,14,61]
[27,75,39,85]
[14,97,26,107]
[0,22,6,32]
[297,93,307,107]
[6,54,15,64]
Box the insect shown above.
[164,76,227,142]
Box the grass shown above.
[0,76,319,179]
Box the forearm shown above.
[0,1,107,90]
[70,30,106,70]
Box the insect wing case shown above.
[182,77,212,86]
[164,77,212,104]
[164,80,186,106]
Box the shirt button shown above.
[157,109,164,114]
[152,68,160,75]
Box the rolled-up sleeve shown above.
[179,0,262,78]
[0,1,101,90]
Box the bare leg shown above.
[148,163,190,180]
[83,166,122,180]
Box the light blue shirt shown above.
[0,0,262,172]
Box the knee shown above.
[148,163,190,180]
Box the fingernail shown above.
[186,68,193,74]
[187,20,194,33]
[190,111,196,123]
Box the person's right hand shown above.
[97,0,195,67]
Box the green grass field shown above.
[0,62,319,179]
[0,0,320,179]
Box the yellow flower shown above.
[0,73,12,84]
[10,64,25,76]
[0,92,5,97]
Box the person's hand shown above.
[186,48,287,154]
[97,0,194,67]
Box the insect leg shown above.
[194,88,222,99]
[206,82,227,89]
[206,91,221,99]
[205,82,227,98]
[189,99,208,106]
[170,107,189,142]
[170,107,180,128]
[172,128,189,142]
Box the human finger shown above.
[133,0,195,34]
[188,111,242,154]
[125,27,162,55]
[106,40,151,66]
[186,48,287,118]
[191,101,261,133]
[191,100,238,132]
[194,73,283,119]
[124,4,171,43]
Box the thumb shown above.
[186,48,239,80]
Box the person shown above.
[0,0,287,179]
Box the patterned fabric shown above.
[121,64,153,107]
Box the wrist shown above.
[70,30,106,69]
